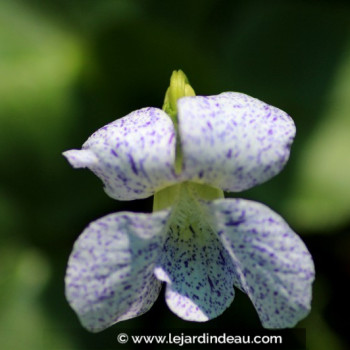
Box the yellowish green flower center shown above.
[154,182,224,244]
[153,181,224,212]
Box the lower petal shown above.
[207,198,315,328]
[65,209,170,332]
[154,206,236,321]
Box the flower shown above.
[63,70,314,333]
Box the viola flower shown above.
[63,70,314,332]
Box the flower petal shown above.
[177,93,295,192]
[63,107,177,200]
[63,149,99,168]
[65,209,170,332]
[154,209,236,321]
[207,198,315,328]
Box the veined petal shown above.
[177,93,295,192]
[63,107,177,200]
[154,204,236,321]
[207,198,314,328]
[65,209,170,332]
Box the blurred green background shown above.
[1,0,350,349]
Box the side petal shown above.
[63,107,177,200]
[177,93,295,192]
[63,149,99,168]
[207,198,315,328]
[65,209,170,332]
[154,210,236,321]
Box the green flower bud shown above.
[162,70,196,175]
[162,70,196,122]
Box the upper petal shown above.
[154,202,236,321]
[63,107,177,200]
[207,198,315,328]
[177,92,295,192]
[65,209,170,332]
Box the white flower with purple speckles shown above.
[63,71,314,332]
